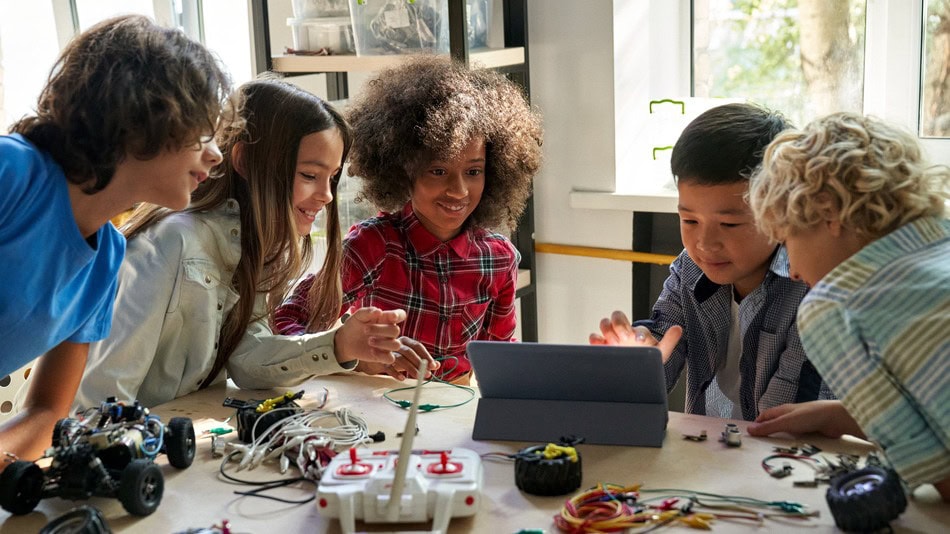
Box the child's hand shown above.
[334,306,407,364]
[747,400,865,439]
[589,310,683,363]
[356,336,440,381]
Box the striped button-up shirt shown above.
[798,216,950,488]
[637,247,834,421]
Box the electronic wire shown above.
[382,357,476,412]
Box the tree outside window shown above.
[693,0,866,128]
[923,0,950,137]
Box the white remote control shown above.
[317,361,483,533]
[317,447,483,533]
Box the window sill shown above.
[569,190,678,214]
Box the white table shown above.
[1,374,947,533]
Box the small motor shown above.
[514,442,583,496]
[720,423,741,447]
[222,391,304,443]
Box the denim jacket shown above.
[76,200,347,409]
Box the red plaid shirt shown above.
[274,203,519,381]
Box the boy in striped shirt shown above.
[747,112,949,502]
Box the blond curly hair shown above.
[749,112,949,242]
[345,55,543,231]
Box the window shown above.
[74,0,156,31]
[0,3,62,133]
[693,0,867,128]
[1,0,254,135]
[922,0,950,137]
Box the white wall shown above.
[528,0,633,344]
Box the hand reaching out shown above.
[589,310,683,363]
[334,307,439,380]
[355,336,440,381]
[747,400,866,439]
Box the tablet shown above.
[467,341,668,447]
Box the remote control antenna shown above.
[386,360,428,521]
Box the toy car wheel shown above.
[0,460,44,515]
[514,445,583,496]
[826,466,907,532]
[164,417,196,469]
[118,459,164,516]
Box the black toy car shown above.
[0,397,195,516]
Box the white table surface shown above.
[1,373,947,533]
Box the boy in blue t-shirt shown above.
[0,15,233,462]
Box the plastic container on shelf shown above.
[348,0,491,56]
[287,17,355,54]
[292,0,350,18]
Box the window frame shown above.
[614,0,946,194]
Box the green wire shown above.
[381,356,475,412]
[637,488,808,514]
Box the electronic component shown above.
[720,423,741,447]
[683,430,708,442]
[222,391,304,443]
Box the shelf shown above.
[271,46,525,73]
[516,268,531,291]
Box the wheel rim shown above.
[141,472,161,503]
[841,472,885,497]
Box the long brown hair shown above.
[123,78,351,388]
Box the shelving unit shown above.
[248,0,538,341]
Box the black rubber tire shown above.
[0,460,45,515]
[39,505,111,534]
[514,445,582,496]
[164,417,196,469]
[826,465,907,532]
[118,460,163,516]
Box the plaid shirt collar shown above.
[692,245,789,302]
[400,202,474,259]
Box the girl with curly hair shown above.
[746,112,950,501]
[275,56,543,384]
[76,78,433,409]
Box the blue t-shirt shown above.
[0,134,125,377]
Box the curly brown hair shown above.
[345,55,543,231]
[11,15,234,194]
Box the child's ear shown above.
[814,193,842,236]
[231,141,248,177]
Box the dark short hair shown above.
[670,102,790,185]
[345,55,543,231]
[11,14,233,194]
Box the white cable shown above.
[225,407,371,480]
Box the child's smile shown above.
[411,137,486,242]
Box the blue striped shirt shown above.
[798,216,950,488]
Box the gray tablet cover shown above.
[467,341,668,447]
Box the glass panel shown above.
[75,0,155,31]
[202,0,255,86]
[0,2,61,133]
[693,0,866,128]
[922,0,950,137]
